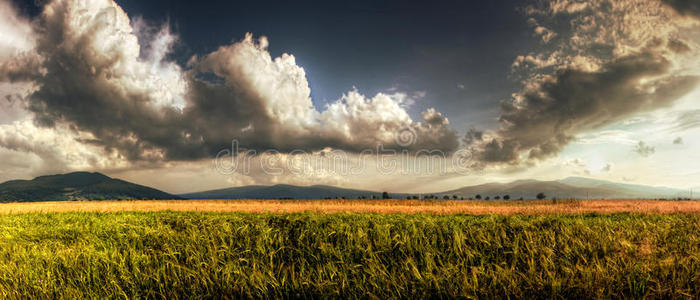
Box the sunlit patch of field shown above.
[0,199,699,214]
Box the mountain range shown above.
[0,172,179,202]
[182,177,693,200]
[440,177,691,200]
[0,172,693,202]
[179,184,392,200]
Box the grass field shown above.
[0,201,699,298]
[1,199,699,215]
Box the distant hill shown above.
[0,172,179,202]
[181,184,397,200]
[440,177,690,200]
[557,177,688,198]
[181,177,692,200]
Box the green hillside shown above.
[0,172,179,202]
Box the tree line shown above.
[316,192,551,201]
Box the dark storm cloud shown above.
[461,128,483,147]
[0,53,42,82]
[662,0,700,17]
[1,0,458,162]
[461,0,700,167]
[668,39,691,54]
[473,50,699,164]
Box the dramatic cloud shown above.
[469,0,700,166]
[0,120,128,178]
[634,141,656,157]
[662,0,700,17]
[0,0,458,165]
[0,0,38,124]
[492,51,697,162]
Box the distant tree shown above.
[382,192,390,199]
[453,195,458,200]
[485,196,490,200]
[443,195,450,200]
[460,197,464,200]
[536,192,546,200]
[519,197,524,201]
[412,195,419,200]
[372,195,377,200]
[475,194,482,200]
[503,195,511,200]
[494,195,501,200]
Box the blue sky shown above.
[17,0,535,129]
[0,0,699,193]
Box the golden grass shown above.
[0,199,699,215]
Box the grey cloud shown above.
[672,110,700,132]
[0,93,28,124]
[461,128,484,146]
[0,54,43,82]
[2,0,458,163]
[662,0,700,17]
[0,121,119,175]
[668,39,691,54]
[480,139,519,163]
[474,51,698,164]
[471,0,700,167]
[634,141,655,157]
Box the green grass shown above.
[0,212,698,298]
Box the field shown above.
[1,199,700,215]
[0,200,698,298]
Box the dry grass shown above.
[0,199,699,215]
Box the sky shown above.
[0,0,699,194]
